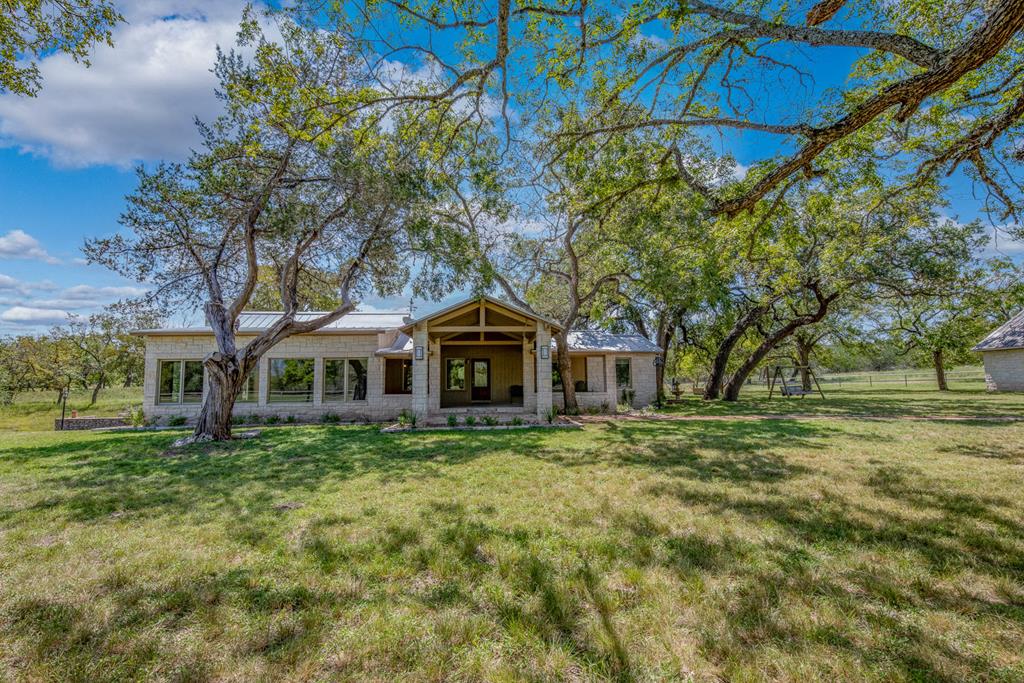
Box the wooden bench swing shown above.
[767,365,826,399]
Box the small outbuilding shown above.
[973,310,1024,391]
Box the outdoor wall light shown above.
[540,345,549,360]
[414,346,424,360]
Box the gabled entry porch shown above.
[400,296,561,420]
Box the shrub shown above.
[285,414,297,424]
[447,414,458,427]
[464,415,476,427]
[321,412,340,424]
[167,415,186,427]
[398,410,417,428]
[264,415,280,425]
[482,416,498,426]
[620,388,636,406]
[545,406,557,424]
[511,416,524,426]
[246,414,261,425]
[128,405,145,427]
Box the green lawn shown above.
[0,387,141,431]
[659,383,1024,418]
[2,418,1023,681]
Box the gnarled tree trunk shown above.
[933,348,948,391]
[194,354,245,441]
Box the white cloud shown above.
[0,306,71,325]
[59,284,149,300]
[0,274,21,290]
[732,161,750,181]
[0,230,60,264]
[0,3,252,167]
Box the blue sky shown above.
[0,1,1020,334]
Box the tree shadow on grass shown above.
[531,418,832,484]
[638,461,1024,680]
[0,427,553,524]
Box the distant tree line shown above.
[0,301,159,406]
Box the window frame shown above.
[268,357,316,404]
[156,359,204,405]
[323,357,370,403]
[615,358,632,389]
[236,368,259,403]
[446,358,466,391]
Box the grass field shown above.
[660,383,1024,418]
[0,387,140,431]
[2,414,1023,681]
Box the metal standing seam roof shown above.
[133,302,664,353]
[973,310,1024,352]
[133,310,411,335]
[560,330,662,354]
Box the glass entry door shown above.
[471,359,491,402]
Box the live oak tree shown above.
[332,0,1024,224]
[456,114,704,411]
[85,17,448,441]
[1,0,122,96]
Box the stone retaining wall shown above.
[55,416,129,431]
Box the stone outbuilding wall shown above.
[980,349,1024,391]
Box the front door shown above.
[471,359,491,402]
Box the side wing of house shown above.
[141,329,413,422]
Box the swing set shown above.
[767,365,826,399]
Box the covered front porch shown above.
[401,297,560,420]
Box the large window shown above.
[236,370,259,403]
[324,358,368,402]
[384,358,413,394]
[157,360,203,404]
[615,358,632,388]
[446,358,465,390]
[269,358,315,403]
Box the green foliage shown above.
[166,416,186,427]
[446,414,458,427]
[463,416,476,427]
[128,405,145,428]
[482,416,498,426]
[0,0,122,96]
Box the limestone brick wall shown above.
[550,353,658,411]
[143,333,411,423]
[982,349,1024,391]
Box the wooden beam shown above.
[431,325,534,333]
[442,340,523,346]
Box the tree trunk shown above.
[193,355,243,441]
[703,304,768,400]
[90,377,104,405]
[555,332,578,413]
[722,289,835,401]
[933,348,948,391]
[796,337,813,390]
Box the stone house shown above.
[973,310,1024,391]
[136,296,661,423]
